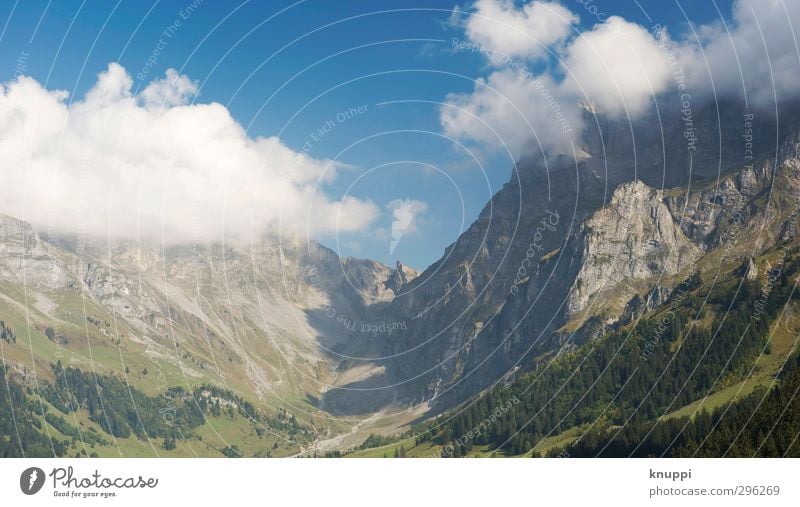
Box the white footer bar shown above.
[1,458,798,506]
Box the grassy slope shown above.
[1,280,316,457]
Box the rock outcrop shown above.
[0,214,69,289]
[340,258,419,305]
[567,181,702,317]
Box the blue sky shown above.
[0,0,737,269]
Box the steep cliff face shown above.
[373,154,606,404]
[566,181,702,318]
[569,126,800,326]
[367,98,800,409]
[0,215,69,289]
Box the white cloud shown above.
[465,0,578,65]
[139,68,199,109]
[443,0,800,158]
[441,69,581,157]
[0,63,379,243]
[560,16,672,117]
[679,0,800,107]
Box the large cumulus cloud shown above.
[0,63,378,243]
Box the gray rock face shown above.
[339,258,419,305]
[664,163,774,248]
[386,261,419,293]
[622,284,675,323]
[667,178,742,244]
[567,181,702,317]
[0,214,69,289]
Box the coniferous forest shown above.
[406,249,800,458]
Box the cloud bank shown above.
[443,0,800,158]
[0,63,378,243]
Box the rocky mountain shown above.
[4,96,800,456]
[566,180,703,317]
[343,97,800,410]
[0,215,420,425]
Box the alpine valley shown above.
[3,96,800,458]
